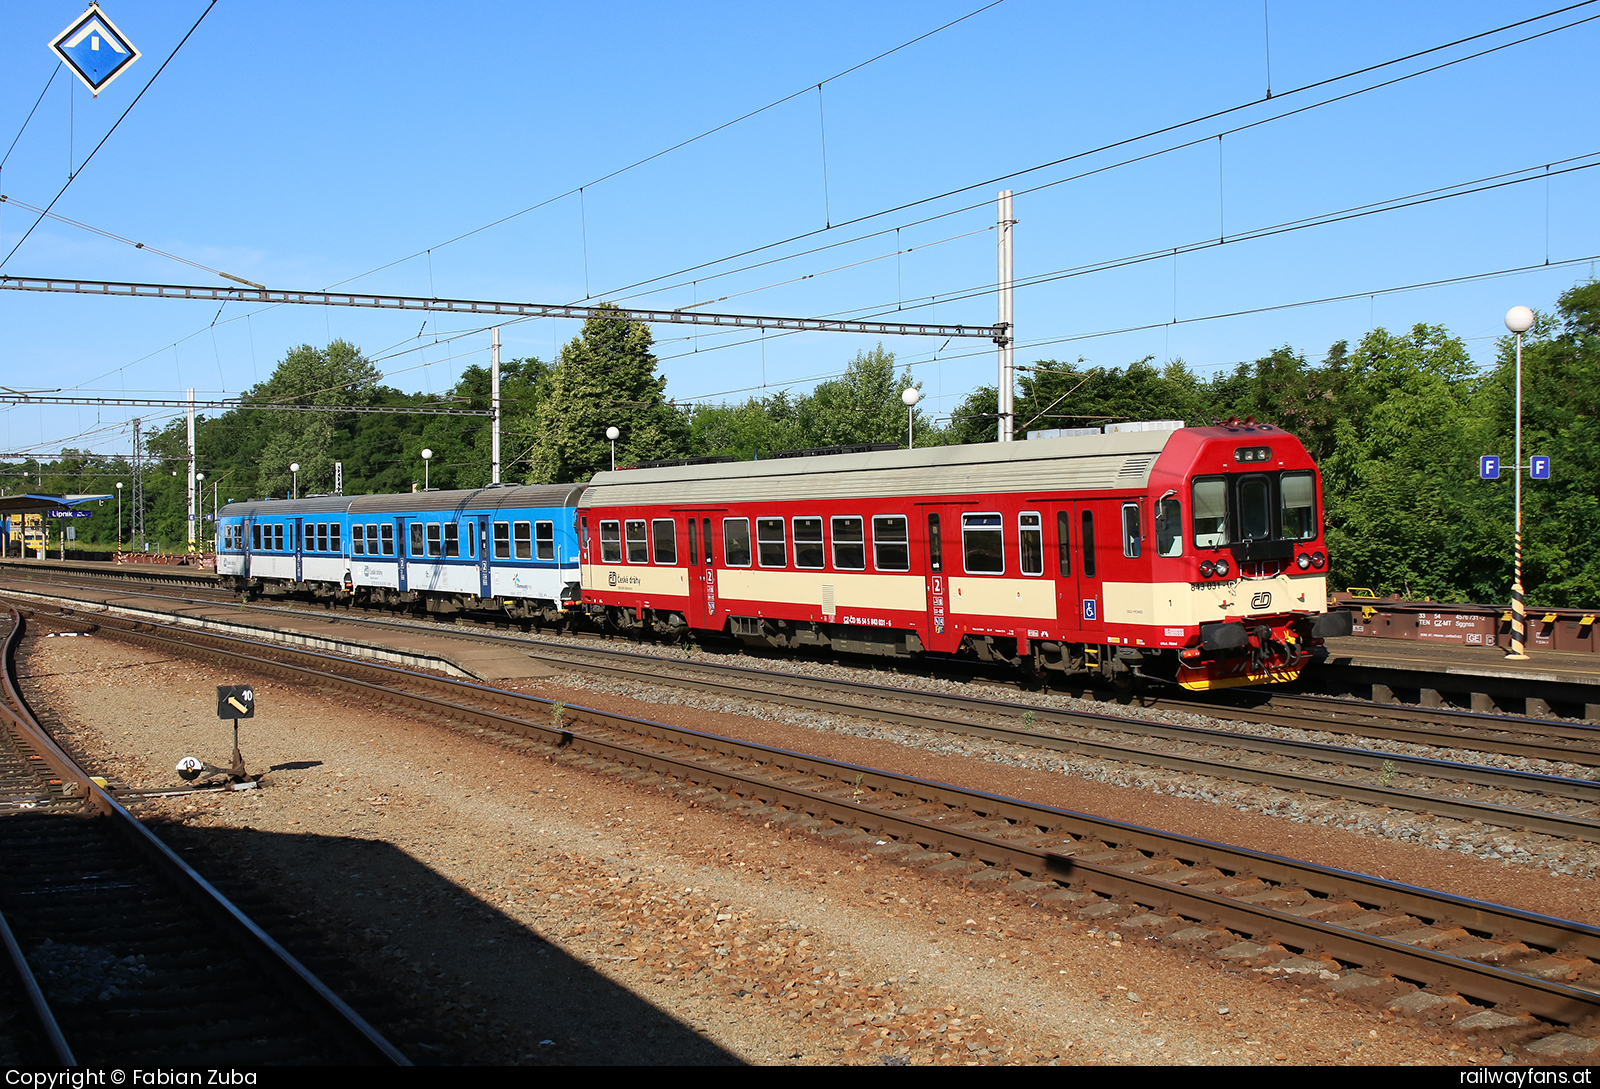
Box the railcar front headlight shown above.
[1297,553,1311,570]
[1213,559,1230,578]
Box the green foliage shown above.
[529,306,689,482]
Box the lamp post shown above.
[115,481,123,548]
[1504,305,1535,660]
[901,388,922,449]
[289,462,300,500]
[606,426,619,471]
[421,448,433,491]
[195,473,205,552]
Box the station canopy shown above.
[0,493,114,516]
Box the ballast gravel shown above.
[14,631,1559,1066]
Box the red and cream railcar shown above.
[576,423,1351,689]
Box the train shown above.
[215,421,1351,690]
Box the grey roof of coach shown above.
[222,483,586,520]
[579,430,1177,508]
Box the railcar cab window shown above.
[723,518,751,567]
[514,521,533,560]
[793,517,824,569]
[1281,471,1317,540]
[652,519,677,565]
[599,520,621,563]
[832,516,866,571]
[962,513,1004,574]
[625,520,648,564]
[1121,503,1142,559]
[873,516,909,572]
[1155,496,1183,557]
[757,518,787,568]
[1019,512,1043,575]
[1192,479,1228,547]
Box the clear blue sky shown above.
[1,1,1596,457]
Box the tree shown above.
[528,306,689,483]
[796,345,919,448]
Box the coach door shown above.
[293,518,304,582]
[476,516,492,598]
[919,503,961,651]
[241,518,254,578]
[682,512,720,632]
[395,518,409,592]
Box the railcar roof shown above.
[580,430,1179,507]
[222,483,586,519]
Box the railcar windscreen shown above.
[1238,476,1271,540]
[1281,471,1317,540]
[1192,479,1228,547]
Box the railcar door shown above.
[681,512,721,632]
[395,517,409,592]
[293,517,304,582]
[242,518,253,579]
[1069,502,1104,636]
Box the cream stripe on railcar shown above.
[582,564,690,597]
[1104,574,1328,627]
[715,569,926,612]
[948,578,1055,620]
[578,431,1176,508]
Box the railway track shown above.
[0,607,409,1066]
[22,600,1600,1042]
[11,583,1598,845]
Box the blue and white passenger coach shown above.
[216,484,585,622]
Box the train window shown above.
[353,527,365,555]
[515,521,534,560]
[832,517,866,571]
[1281,471,1316,540]
[703,518,714,566]
[380,524,394,556]
[1122,503,1142,558]
[1081,511,1097,578]
[1238,476,1271,540]
[321,523,332,552]
[331,524,342,554]
[372,525,385,556]
[444,522,460,558]
[1192,479,1228,548]
[1155,497,1183,557]
[467,524,475,559]
[625,520,648,564]
[494,521,512,559]
[652,519,677,565]
[599,520,622,563]
[1020,512,1043,575]
[687,520,699,566]
[535,521,555,561]
[410,523,425,557]
[426,523,443,558]
[962,513,1004,574]
[757,518,787,568]
[252,524,261,551]
[274,525,285,551]
[927,513,942,573]
[1056,512,1071,576]
[793,517,824,569]
[873,515,909,572]
[723,518,751,567]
